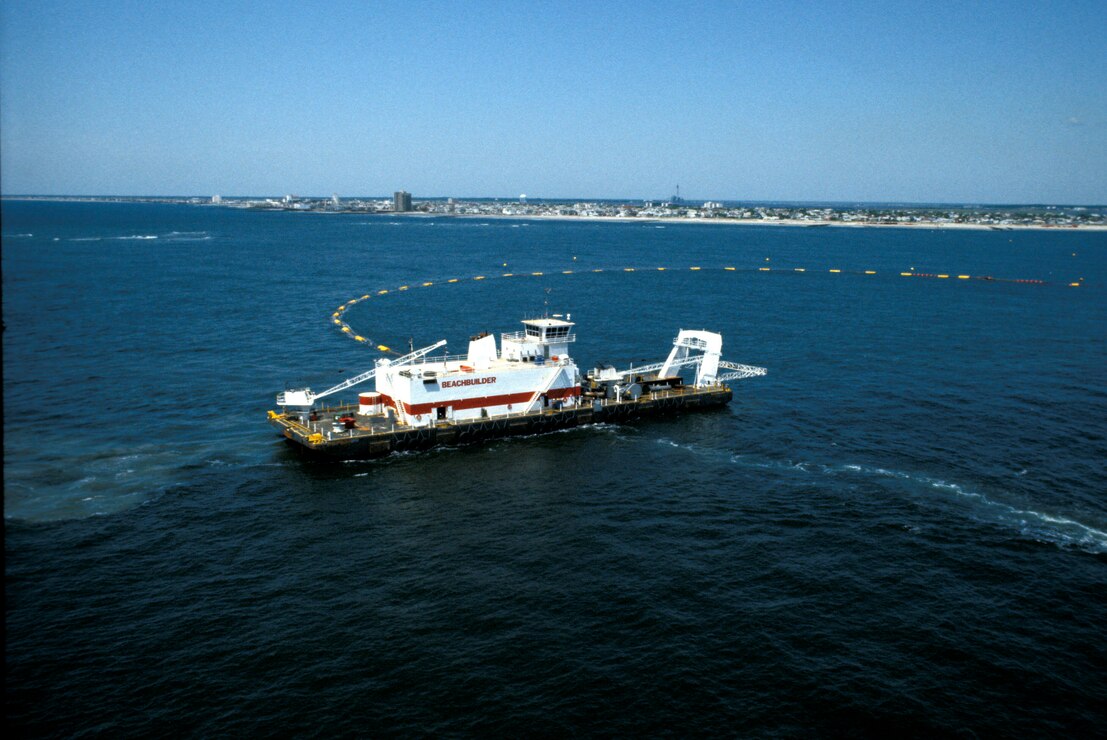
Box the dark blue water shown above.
[5,202,1106,735]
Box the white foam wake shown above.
[653,438,1107,554]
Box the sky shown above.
[1,1,1105,203]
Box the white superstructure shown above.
[375,318,582,427]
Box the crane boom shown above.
[615,355,704,378]
[617,356,767,383]
[277,339,447,408]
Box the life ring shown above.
[415,414,423,421]
[507,404,512,411]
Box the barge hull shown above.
[270,385,732,459]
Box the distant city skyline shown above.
[1,1,1105,204]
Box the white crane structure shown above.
[614,330,766,387]
[277,339,447,409]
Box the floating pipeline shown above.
[328,265,1087,354]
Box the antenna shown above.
[543,287,552,317]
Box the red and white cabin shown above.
[374,318,582,427]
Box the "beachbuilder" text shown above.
[441,376,497,389]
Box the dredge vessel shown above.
[268,316,766,458]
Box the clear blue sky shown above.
[2,0,1105,203]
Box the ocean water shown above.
[4,201,1106,736]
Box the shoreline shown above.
[3,196,1104,231]
[448,212,1107,231]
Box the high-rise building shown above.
[394,191,412,212]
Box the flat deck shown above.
[268,384,733,459]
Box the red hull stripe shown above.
[379,386,581,416]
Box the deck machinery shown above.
[269,317,766,458]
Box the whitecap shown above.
[831,462,1107,554]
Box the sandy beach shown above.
[454,213,1107,231]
